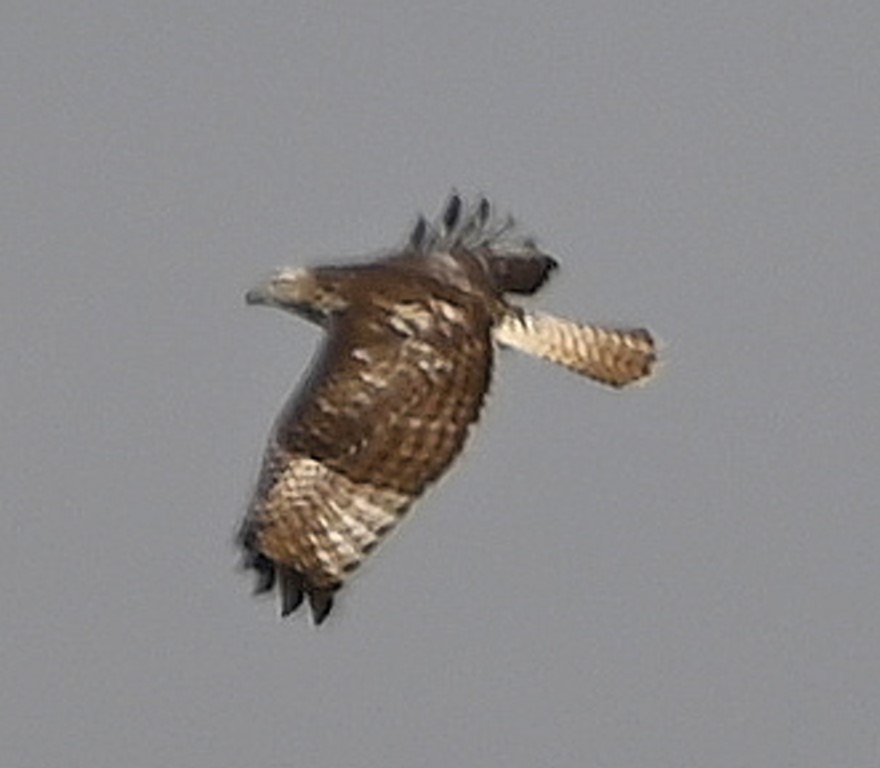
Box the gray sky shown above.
[3,2,879,766]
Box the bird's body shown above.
[240,196,656,623]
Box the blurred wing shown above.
[280,296,494,492]
[494,309,656,388]
[243,294,493,621]
[487,253,558,295]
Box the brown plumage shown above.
[240,195,657,624]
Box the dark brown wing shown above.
[279,287,494,493]
[487,252,558,295]
[241,278,494,621]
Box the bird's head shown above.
[246,267,347,325]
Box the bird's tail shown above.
[494,310,657,388]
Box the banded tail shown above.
[494,310,657,388]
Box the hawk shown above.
[240,195,656,624]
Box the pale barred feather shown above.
[256,455,412,589]
[494,310,657,388]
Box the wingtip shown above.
[477,196,491,225]
[309,590,335,625]
[442,192,462,232]
[410,215,428,249]
[278,568,306,617]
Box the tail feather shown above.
[494,310,657,388]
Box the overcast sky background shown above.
[3,3,879,767]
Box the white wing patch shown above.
[256,455,413,587]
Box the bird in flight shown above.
[240,194,656,624]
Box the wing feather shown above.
[277,291,493,493]
[242,282,494,621]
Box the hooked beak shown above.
[244,268,314,312]
[245,282,273,306]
